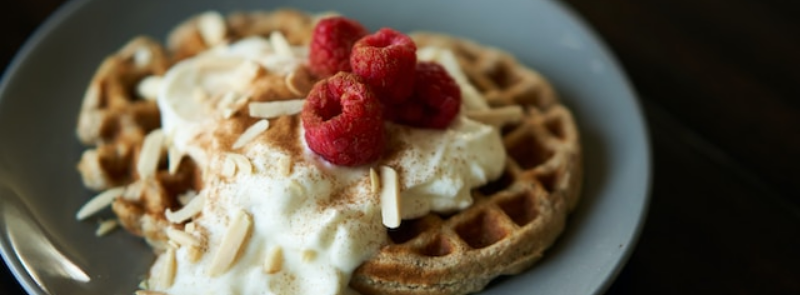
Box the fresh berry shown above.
[308,17,369,78]
[391,62,462,129]
[350,28,417,105]
[302,72,385,166]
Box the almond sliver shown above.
[156,246,177,288]
[369,168,380,195]
[137,75,162,100]
[270,31,294,58]
[208,210,252,276]
[379,166,401,229]
[167,146,184,175]
[165,192,205,224]
[229,60,262,90]
[263,246,283,274]
[226,153,252,175]
[95,219,118,236]
[137,129,165,180]
[221,155,237,177]
[167,227,201,247]
[277,155,292,176]
[76,186,125,220]
[302,249,317,262]
[233,119,270,149]
[248,100,305,119]
[197,11,226,46]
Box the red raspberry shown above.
[391,62,462,129]
[302,72,385,166]
[308,17,368,78]
[350,28,417,105]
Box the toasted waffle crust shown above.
[76,10,581,295]
[350,33,581,295]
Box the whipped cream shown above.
[148,34,506,295]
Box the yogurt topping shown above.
[149,34,506,295]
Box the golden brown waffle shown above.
[167,9,315,61]
[75,10,581,295]
[76,37,168,191]
[74,37,202,247]
[349,33,582,295]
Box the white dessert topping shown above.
[141,35,506,295]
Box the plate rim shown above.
[0,0,653,294]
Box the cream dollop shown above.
[149,34,506,295]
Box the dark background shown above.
[2,0,799,294]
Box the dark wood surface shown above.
[2,0,799,294]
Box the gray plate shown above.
[0,0,651,294]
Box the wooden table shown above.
[2,0,799,294]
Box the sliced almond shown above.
[221,108,238,119]
[82,80,101,109]
[232,119,270,149]
[165,192,205,224]
[379,166,401,229]
[137,75,162,100]
[187,245,204,263]
[369,167,380,195]
[466,105,524,127]
[95,219,118,236]
[137,129,165,180]
[184,222,207,262]
[226,153,253,175]
[229,60,263,90]
[302,249,317,262]
[285,67,313,97]
[168,240,181,250]
[137,279,149,290]
[218,91,239,107]
[248,100,305,119]
[270,31,294,58]
[208,210,252,276]
[167,227,201,247]
[221,155,237,177]
[263,246,283,274]
[167,146,184,175]
[122,180,144,201]
[277,155,292,176]
[156,246,177,288]
[76,186,126,220]
[196,11,226,46]
[185,222,197,233]
[218,91,249,119]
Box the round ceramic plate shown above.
[0,0,650,294]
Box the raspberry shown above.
[308,17,368,78]
[350,28,417,105]
[302,72,385,166]
[391,62,462,129]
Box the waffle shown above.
[74,37,202,247]
[75,9,581,295]
[350,33,582,295]
[75,37,168,191]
